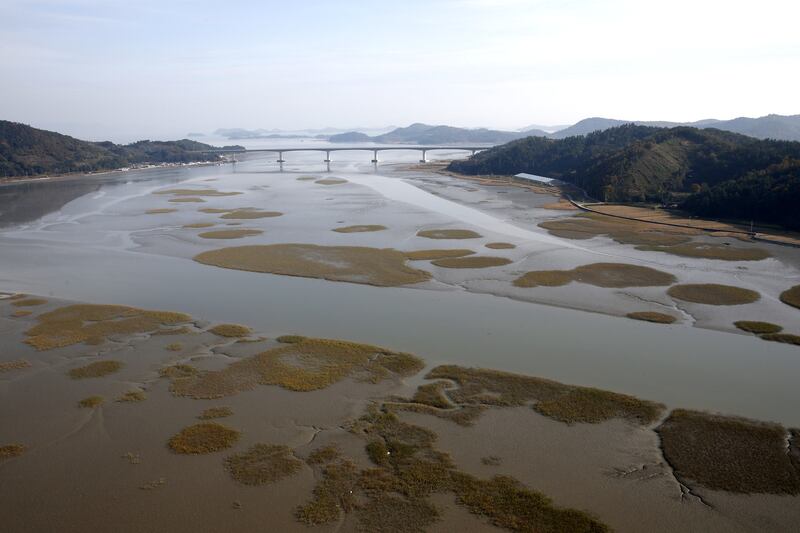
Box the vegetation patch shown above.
[539,213,693,246]
[69,360,123,379]
[116,390,146,402]
[485,242,516,249]
[145,208,177,214]
[225,444,303,485]
[24,304,193,350]
[11,298,47,307]
[0,444,25,460]
[183,222,215,229]
[657,409,800,494]
[481,456,501,466]
[515,262,675,289]
[626,311,677,324]
[332,224,387,233]
[425,365,663,425]
[296,459,360,524]
[168,197,205,203]
[276,335,306,344]
[297,176,318,181]
[199,208,232,214]
[198,229,262,239]
[734,321,783,334]
[306,445,341,465]
[0,359,31,372]
[356,494,440,533]
[761,333,800,346]
[11,310,32,317]
[154,188,241,197]
[431,256,512,269]
[780,285,800,310]
[417,229,482,239]
[220,209,283,219]
[668,284,760,305]
[640,241,770,261]
[194,244,432,287]
[166,337,424,399]
[411,381,453,409]
[403,249,475,260]
[315,178,348,185]
[168,422,240,454]
[208,323,252,337]
[199,406,233,420]
[78,395,104,408]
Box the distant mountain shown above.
[0,121,241,178]
[215,126,396,139]
[519,123,569,134]
[548,114,800,141]
[448,124,800,229]
[329,123,526,145]
[327,131,372,143]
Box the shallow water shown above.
[2,153,800,426]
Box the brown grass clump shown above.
[182,222,215,229]
[168,197,206,203]
[431,256,512,269]
[306,446,341,465]
[225,444,303,485]
[297,176,318,181]
[11,298,47,307]
[159,364,198,379]
[116,390,146,402]
[168,422,240,454]
[194,244,432,287]
[515,263,675,289]
[357,494,440,532]
[297,459,360,524]
[0,359,31,372]
[24,304,193,350]
[11,310,32,317]
[780,285,800,310]
[154,188,241,197]
[78,395,104,408]
[451,472,607,532]
[627,312,677,324]
[167,337,424,399]
[640,241,770,261]
[208,323,252,337]
[315,178,348,185]
[220,209,283,219]
[761,333,800,346]
[657,409,800,494]
[485,242,516,249]
[198,229,263,239]
[403,249,475,260]
[734,321,783,334]
[540,213,693,246]
[417,229,482,239]
[276,335,306,343]
[0,444,25,460]
[69,360,123,379]
[533,387,662,425]
[668,284,760,305]
[165,343,182,351]
[386,402,486,427]
[199,208,232,214]
[332,225,387,233]
[199,406,233,420]
[411,382,453,409]
[145,208,178,214]
[426,365,663,425]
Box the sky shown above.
[1,0,799,142]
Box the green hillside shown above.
[0,121,239,178]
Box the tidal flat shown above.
[1,158,800,531]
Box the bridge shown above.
[200,146,488,165]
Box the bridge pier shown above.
[419,149,427,163]
[371,150,379,164]
[277,151,285,163]
[324,150,331,163]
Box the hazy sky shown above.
[1,0,799,141]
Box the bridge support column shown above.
[324,150,331,163]
[277,151,285,163]
[419,149,427,163]
[371,150,379,164]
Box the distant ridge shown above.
[329,123,527,144]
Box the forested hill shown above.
[448,125,800,230]
[0,121,241,178]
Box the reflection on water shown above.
[2,154,800,427]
